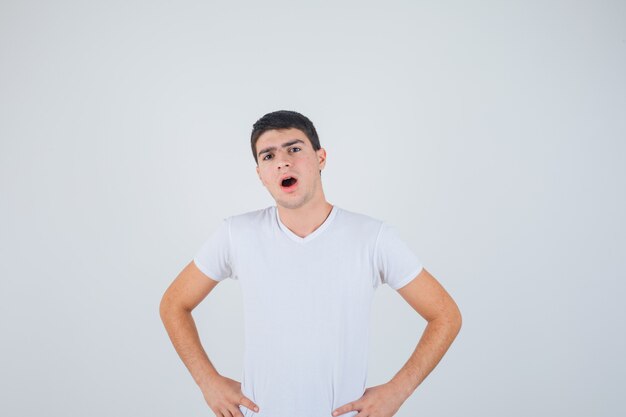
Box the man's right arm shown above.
[159,260,221,389]
[160,260,260,416]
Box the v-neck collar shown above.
[274,204,338,244]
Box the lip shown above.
[279,174,299,193]
[278,173,298,182]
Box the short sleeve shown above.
[193,218,235,282]
[374,222,424,290]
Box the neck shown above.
[276,200,334,239]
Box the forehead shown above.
[256,127,309,147]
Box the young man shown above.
[159,110,462,417]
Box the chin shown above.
[278,200,302,210]
[276,196,306,210]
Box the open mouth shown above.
[280,176,298,189]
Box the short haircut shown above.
[250,110,321,165]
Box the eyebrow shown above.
[257,139,306,158]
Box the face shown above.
[255,128,327,210]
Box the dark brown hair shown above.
[250,110,321,165]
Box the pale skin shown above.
[159,127,462,417]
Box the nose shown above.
[275,156,290,169]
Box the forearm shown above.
[388,313,462,399]
[160,305,221,389]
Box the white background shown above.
[1,1,625,416]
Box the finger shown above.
[332,401,359,416]
[240,395,260,413]
[229,405,244,417]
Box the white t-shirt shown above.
[193,204,423,417]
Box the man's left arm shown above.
[389,267,462,398]
[332,268,462,417]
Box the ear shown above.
[317,148,327,170]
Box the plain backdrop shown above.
[1,1,625,416]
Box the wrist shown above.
[196,369,221,391]
[389,369,418,400]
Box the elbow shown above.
[450,303,462,335]
[159,294,171,322]
[159,291,180,321]
[454,310,462,334]
[436,301,462,335]
[159,291,192,321]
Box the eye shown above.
[262,147,300,161]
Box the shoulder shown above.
[226,205,275,230]
[333,205,384,235]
